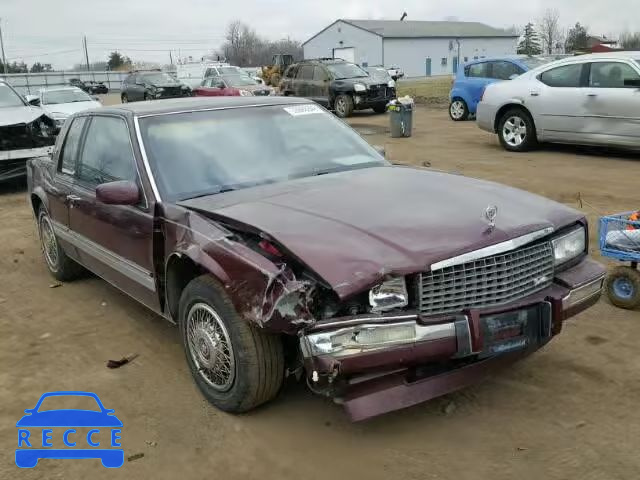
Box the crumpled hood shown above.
[180,166,583,299]
[0,106,50,127]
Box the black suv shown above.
[121,71,191,102]
[280,59,395,117]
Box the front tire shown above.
[37,207,83,282]
[372,104,387,114]
[334,94,354,118]
[606,266,640,309]
[121,93,128,103]
[179,275,284,413]
[497,108,537,152]
[449,99,469,121]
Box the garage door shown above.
[333,47,355,63]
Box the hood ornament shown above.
[483,205,498,231]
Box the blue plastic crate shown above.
[599,212,640,262]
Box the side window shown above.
[298,65,314,80]
[491,61,524,80]
[204,68,213,78]
[589,62,640,88]
[467,62,489,78]
[539,63,584,87]
[313,66,328,81]
[59,117,86,174]
[77,117,137,186]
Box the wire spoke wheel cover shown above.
[502,116,527,146]
[39,213,59,272]
[186,302,235,391]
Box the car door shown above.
[129,75,146,101]
[193,77,216,96]
[67,114,160,312]
[295,65,313,97]
[464,62,492,112]
[582,60,640,146]
[311,66,330,106]
[529,62,589,142]
[46,116,89,263]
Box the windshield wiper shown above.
[181,186,237,201]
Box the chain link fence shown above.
[0,71,129,95]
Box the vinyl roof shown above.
[304,19,518,45]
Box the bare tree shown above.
[620,31,640,50]
[538,8,562,54]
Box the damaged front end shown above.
[0,114,56,181]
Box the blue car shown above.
[449,56,552,121]
[15,391,123,468]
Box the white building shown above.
[303,20,519,77]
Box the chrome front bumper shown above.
[301,274,605,364]
[0,146,53,161]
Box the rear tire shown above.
[37,206,84,282]
[334,94,354,118]
[449,99,469,121]
[606,266,640,309]
[497,108,537,152]
[179,275,285,413]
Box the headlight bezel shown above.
[552,226,586,267]
[353,83,367,92]
[369,277,409,313]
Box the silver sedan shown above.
[477,52,640,152]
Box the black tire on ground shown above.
[449,98,469,121]
[497,107,537,152]
[334,94,354,118]
[37,206,84,282]
[605,266,640,309]
[144,93,152,101]
[178,275,285,413]
[121,93,128,103]
[372,104,387,114]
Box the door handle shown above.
[530,91,540,97]
[66,194,81,203]
[587,93,598,97]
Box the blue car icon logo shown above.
[16,391,123,468]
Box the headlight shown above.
[369,277,408,312]
[354,83,367,92]
[156,87,165,93]
[239,89,253,96]
[552,227,586,266]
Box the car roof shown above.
[100,96,311,117]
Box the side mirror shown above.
[25,95,40,106]
[624,78,640,87]
[96,180,140,206]
[373,145,386,158]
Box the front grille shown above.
[418,242,554,316]
[366,85,390,101]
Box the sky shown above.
[3,0,639,69]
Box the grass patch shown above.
[397,76,452,106]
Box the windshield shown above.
[138,104,386,201]
[222,75,258,86]
[366,67,391,82]
[0,84,26,107]
[326,62,368,80]
[218,66,243,75]
[43,89,92,105]
[141,73,178,84]
[520,56,556,69]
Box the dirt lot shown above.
[1,102,639,480]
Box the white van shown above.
[176,62,246,88]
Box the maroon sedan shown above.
[27,97,605,421]
[193,74,274,97]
